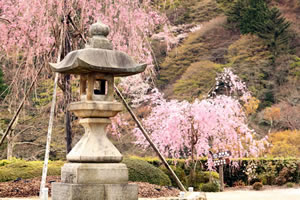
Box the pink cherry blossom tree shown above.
[0,0,167,154]
[0,0,167,105]
[132,69,267,169]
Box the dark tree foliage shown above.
[227,0,291,59]
[227,0,270,34]
[255,8,291,58]
[0,68,7,99]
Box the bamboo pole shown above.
[39,73,58,199]
[39,26,64,200]
[114,85,187,192]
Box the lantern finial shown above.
[86,19,113,49]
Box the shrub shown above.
[187,171,219,190]
[159,165,187,187]
[252,182,263,190]
[0,159,64,182]
[275,167,296,186]
[199,171,219,183]
[127,156,300,186]
[122,158,171,186]
[233,180,245,187]
[286,182,294,188]
[200,181,220,192]
[268,130,300,158]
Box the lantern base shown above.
[61,163,128,184]
[51,182,138,200]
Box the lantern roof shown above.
[49,20,147,76]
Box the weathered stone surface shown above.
[52,183,138,200]
[67,118,123,163]
[49,19,147,76]
[61,163,128,184]
[105,184,138,200]
[52,183,105,200]
[69,101,123,118]
[49,48,147,75]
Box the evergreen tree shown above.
[227,0,270,34]
[255,8,291,58]
[227,0,291,59]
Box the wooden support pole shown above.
[219,165,224,191]
[39,73,59,199]
[114,85,187,192]
[40,26,64,200]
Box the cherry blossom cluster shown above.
[0,0,167,104]
[133,92,267,169]
[212,68,251,102]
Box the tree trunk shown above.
[62,21,73,153]
[6,115,19,160]
[6,131,13,160]
[208,136,213,183]
[63,74,72,153]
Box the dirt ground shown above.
[0,176,179,199]
[1,188,300,200]
[1,179,300,200]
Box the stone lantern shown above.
[49,20,146,200]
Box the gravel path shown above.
[206,188,300,200]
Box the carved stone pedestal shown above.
[52,183,138,200]
[61,163,129,184]
[52,163,138,200]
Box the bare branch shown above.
[57,80,65,92]
[0,17,11,24]
[14,126,37,138]
[67,14,87,43]
[14,142,42,146]
[0,63,45,146]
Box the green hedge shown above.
[129,156,300,187]
[122,158,171,186]
[0,158,63,182]
[1,157,299,188]
[0,158,172,186]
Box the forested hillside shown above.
[0,0,299,160]
[157,0,300,136]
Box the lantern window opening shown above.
[94,79,108,95]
